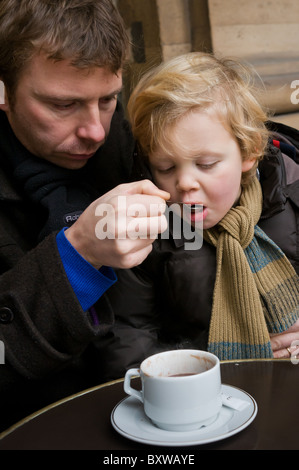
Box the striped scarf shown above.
[204,176,299,360]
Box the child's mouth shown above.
[182,203,206,224]
[188,204,203,213]
[167,201,205,217]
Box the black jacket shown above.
[92,122,299,382]
[0,103,135,432]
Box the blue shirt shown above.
[56,228,117,312]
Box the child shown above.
[96,53,299,377]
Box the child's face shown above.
[149,109,255,229]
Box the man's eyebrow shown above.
[101,87,123,99]
[33,87,123,102]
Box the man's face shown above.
[1,53,122,169]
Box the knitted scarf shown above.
[204,176,299,360]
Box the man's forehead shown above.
[21,52,123,96]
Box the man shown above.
[0,0,168,431]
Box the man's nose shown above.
[76,107,106,143]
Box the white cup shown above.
[124,349,222,432]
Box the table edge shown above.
[0,377,125,440]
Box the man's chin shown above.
[58,159,90,170]
[38,155,90,170]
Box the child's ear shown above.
[242,157,256,173]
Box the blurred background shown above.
[114,0,299,129]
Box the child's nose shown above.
[176,171,200,192]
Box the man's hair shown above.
[0,0,128,99]
[128,52,270,185]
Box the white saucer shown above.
[111,384,257,447]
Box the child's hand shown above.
[270,319,299,358]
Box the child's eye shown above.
[197,161,218,170]
[156,166,175,174]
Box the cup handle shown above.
[124,368,143,403]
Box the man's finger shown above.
[126,215,168,238]
[126,195,167,217]
[124,179,170,200]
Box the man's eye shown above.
[99,95,118,106]
[53,102,75,110]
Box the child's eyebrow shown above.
[194,151,222,158]
[152,151,223,161]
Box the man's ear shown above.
[0,81,9,111]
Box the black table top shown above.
[0,359,298,450]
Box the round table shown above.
[0,359,298,450]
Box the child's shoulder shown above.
[282,153,299,184]
[265,120,299,185]
[267,120,299,163]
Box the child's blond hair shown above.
[128,52,270,185]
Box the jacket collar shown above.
[0,111,24,202]
[259,143,293,219]
[0,167,22,202]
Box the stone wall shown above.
[208,0,299,126]
[117,0,299,128]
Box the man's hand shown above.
[65,179,170,269]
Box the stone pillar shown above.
[117,0,212,105]
[156,0,192,61]
[117,0,162,102]
[189,0,212,53]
